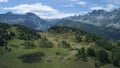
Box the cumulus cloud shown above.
[3,3,76,19]
[0,0,8,3]
[90,4,118,11]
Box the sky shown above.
[0,0,120,19]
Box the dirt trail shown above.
[63,50,77,61]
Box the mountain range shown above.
[0,8,120,40]
[0,12,51,31]
[67,8,120,29]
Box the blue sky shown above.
[0,0,120,18]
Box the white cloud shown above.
[90,4,118,11]
[106,4,118,10]
[3,3,76,19]
[0,0,8,3]
[71,0,88,6]
[90,6,104,10]
[63,0,88,8]
[76,1,88,6]
[63,4,74,7]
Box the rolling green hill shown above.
[0,23,120,68]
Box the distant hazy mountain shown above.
[0,12,51,31]
[67,8,120,29]
[55,19,120,40]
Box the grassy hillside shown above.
[0,23,120,68]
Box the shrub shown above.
[61,41,71,48]
[39,39,54,48]
[87,47,96,57]
[111,47,120,67]
[76,47,87,61]
[22,41,36,49]
[75,35,82,42]
[19,52,45,63]
[97,49,110,63]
